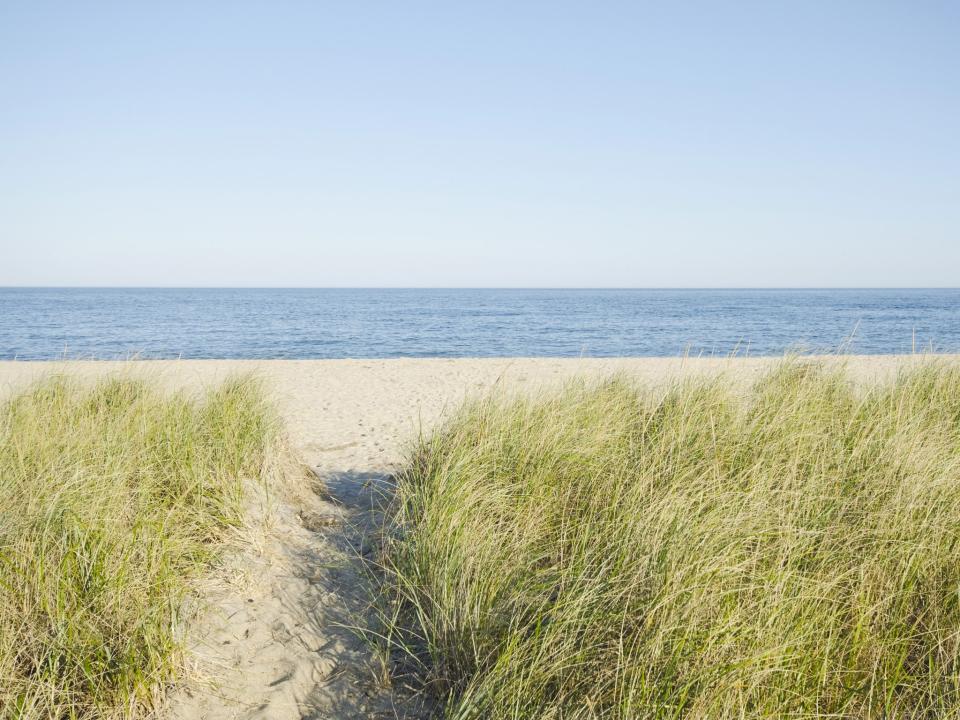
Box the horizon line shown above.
[2,286,959,292]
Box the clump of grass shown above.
[0,374,280,719]
[379,360,960,718]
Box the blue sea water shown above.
[0,288,958,360]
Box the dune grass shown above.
[0,374,281,719]
[379,360,960,718]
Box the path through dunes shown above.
[165,471,430,719]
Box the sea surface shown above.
[1,288,958,360]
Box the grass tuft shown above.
[378,360,960,718]
[0,374,280,719]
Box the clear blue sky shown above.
[2,2,957,287]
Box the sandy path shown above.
[1,357,955,719]
[163,471,428,720]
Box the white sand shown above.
[1,356,955,719]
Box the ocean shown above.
[1,288,958,360]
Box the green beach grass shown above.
[0,374,282,719]
[378,360,960,718]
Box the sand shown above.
[0,356,954,719]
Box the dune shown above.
[0,356,934,473]
[1,356,956,719]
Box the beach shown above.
[0,356,939,473]
[5,0,955,713]
[4,355,960,718]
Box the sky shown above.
[1,2,958,288]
